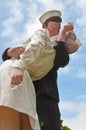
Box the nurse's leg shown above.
[0,106,21,130]
[20,113,33,130]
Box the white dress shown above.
[0,60,40,130]
[0,29,55,130]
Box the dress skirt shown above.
[0,60,40,130]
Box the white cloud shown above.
[24,20,41,38]
[76,69,86,79]
[33,0,64,9]
[60,96,86,130]
[76,0,86,9]
[64,111,86,130]
[75,94,86,102]
[70,53,82,61]
[58,52,86,79]
[2,0,23,37]
[76,14,86,27]
[58,66,71,75]
[60,101,77,112]
[75,0,86,28]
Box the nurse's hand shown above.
[11,68,23,85]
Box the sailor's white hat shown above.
[39,10,62,24]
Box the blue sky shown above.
[0,0,86,129]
